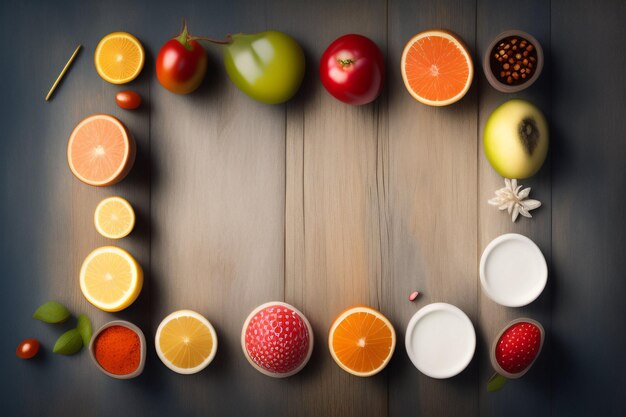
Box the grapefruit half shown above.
[67,114,135,186]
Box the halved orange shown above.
[328,306,396,377]
[94,32,145,84]
[401,29,473,106]
[67,114,135,186]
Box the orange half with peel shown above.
[401,29,473,106]
[94,32,145,84]
[328,306,396,377]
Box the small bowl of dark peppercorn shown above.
[483,30,543,93]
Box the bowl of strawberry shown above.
[491,318,545,379]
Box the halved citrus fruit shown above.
[67,114,135,186]
[156,310,218,374]
[80,246,143,312]
[401,30,473,106]
[328,306,396,377]
[94,196,135,239]
[94,32,145,84]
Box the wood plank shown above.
[0,1,153,416]
[278,1,388,415]
[476,1,551,415]
[385,1,479,416]
[147,1,288,415]
[551,1,626,415]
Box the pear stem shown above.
[189,35,234,45]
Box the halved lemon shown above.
[94,196,135,239]
[155,310,218,374]
[94,32,145,84]
[79,246,143,312]
[328,306,396,377]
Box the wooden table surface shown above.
[1,0,625,416]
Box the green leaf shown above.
[77,314,93,346]
[53,329,83,355]
[487,373,508,392]
[33,301,71,324]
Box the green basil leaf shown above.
[33,301,71,324]
[77,314,93,346]
[53,329,83,355]
[487,373,508,392]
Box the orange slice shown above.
[328,306,396,377]
[94,32,145,84]
[401,30,473,106]
[67,114,135,186]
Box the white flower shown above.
[488,178,541,222]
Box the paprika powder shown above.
[94,325,141,375]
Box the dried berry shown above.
[489,35,539,86]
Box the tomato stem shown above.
[174,18,233,47]
[175,19,193,51]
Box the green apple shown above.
[484,99,549,179]
[223,31,305,104]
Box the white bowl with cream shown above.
[480,233,547,307]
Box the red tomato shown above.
[320,34,385,105]
[156,26,207,94]
[16,339,40,359]
[115,91,141,109]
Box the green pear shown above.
[223,31,305,104]
[484,99,549,179]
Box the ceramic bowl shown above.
[480,233,548,307]
[405,303,476,379]
[89,320,146,379]
[483,30,544,93]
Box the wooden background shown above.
[1,0,625,416]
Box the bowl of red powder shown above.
[89,320,146,379]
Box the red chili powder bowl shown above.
[93,325,141,375]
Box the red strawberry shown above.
[242,302,313,377]
[495,321,543,375]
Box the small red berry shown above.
[115,90,141,110]
[16,338,40,359]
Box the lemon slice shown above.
[80,246,143,312]
[94,32,145,84]
[155,310,218,374]
[94,197,135,239]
